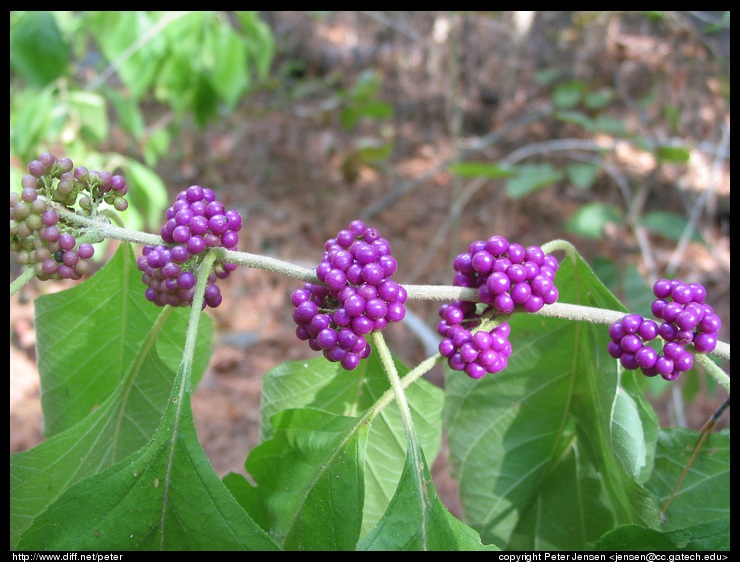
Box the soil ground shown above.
[10,12,730,518]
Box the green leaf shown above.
[258,352,444,535]
[120,158,170,231]
[504,163,564,198]
[655,145,691,164]
[566,162,600,189]
[88,11,165,100]
[448,161,515,179]
[593,114,629,136]
[10,86,56,162]
[192,72,221,127]
[10,244,213,548]
[106,89,146,139]
[35,243,211,437]
[444,248,661,550]
[207,25,250,109]
[554,110,594,130]
[591,518,730,551]
[639,211,704,243]
[68,90,109,144]
[552,81,585,109]
[16,365,278,551]
[584,88,615,110]
[10,12,70,87]
[235,11,276,80]
[358,439,499,551]
[565,202,622,239]
[645,429,730,530]
[244,408,368,550]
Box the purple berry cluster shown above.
[291,220,407,371]
[10,152,129,281]
[137,185,241,309]
[437,236,560,379]
[453,235,560,314]
[437,302,512,379]
[607,279,721,381]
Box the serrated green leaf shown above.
[504,164,564,198]
[590,518,730,551]
[565,202,622,239]
[244,408,368,550]
[35,243,211,437]
[448,161,515,179]
[639,211,704,243]
[10,12,70,87]
[10,244,213,548]
[444,248,661,549]
[16,365,277,551]
[259,352,443,535]
[645,429,730,530]
[358,439,498,551]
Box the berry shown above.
[290,220,406,370]
[138,186,242,309]
[606,279,721,381]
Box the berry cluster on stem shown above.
[608,278,722,381]
[137,185,242,309]
[291,220,407,371]
[436,236,560,378]
[10,152,128,281]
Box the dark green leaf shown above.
[35,243,211,437]
[208,25,250,109]
[445,248,661,549]
[591,518,730,551]
[645,429,730,530]
[16,367,277,551]
[10,244,213,548]
[244,408,368,550]
[358,439,499,551]
[10,12,70,87]
[259,352,443,535]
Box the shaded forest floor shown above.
[10,12,730,518]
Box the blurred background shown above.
[10,12,730,510]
